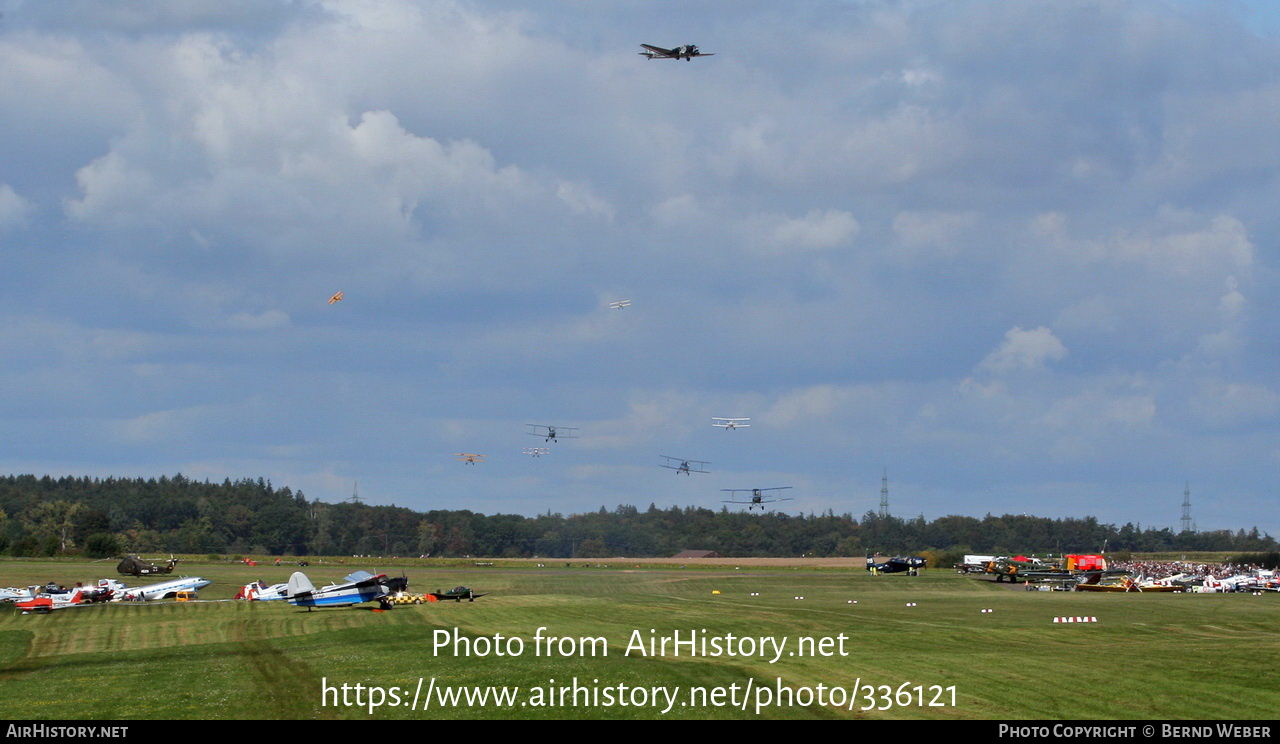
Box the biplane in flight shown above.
[527,424,579,443]
[455,453,486,465]
[609,299,632,309]
[722,487,793,511]
[712,417,750,430]
[660,455,710,475]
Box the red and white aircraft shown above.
[15,586,113,613]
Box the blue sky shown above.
[1,0,1277,536]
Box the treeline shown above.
[0,474,1275,558]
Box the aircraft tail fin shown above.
[286,571,315,598]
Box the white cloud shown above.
[222,310,290,331]
[1114,212,1253,277]
[891,210,977,260]
[0,184,33,228]
[979,327,1068,373]
[747,209,860,255]
[1190,382,1280,428]
[112,404,217,445]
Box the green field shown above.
[1,559,1275,720]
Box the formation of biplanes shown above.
[455,413,795,513]
[0,42,746,620]
[304,41,804,514]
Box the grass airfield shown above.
[1,558,1276,720]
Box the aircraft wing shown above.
[640,44,675,57]
[348,571,391,594]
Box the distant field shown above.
[1,558,1276,720]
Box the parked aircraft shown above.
[712,417,750,430]
[722,487,792,510]
[116,555,176,576]
[1,586,36,603]
[428,586,487,602]
[660,455,710,475]
[867,555,927,574]
[15,586,113,613]
[285,570,403,610]
[639,44,714,61]
[238,580,288,601]
[119,575,212,601]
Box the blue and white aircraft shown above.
[285,570,399,610]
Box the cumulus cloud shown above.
[1114,212,1253,277]
[747,209,860,255]
[891,210,977,260]
[1190,382,1280,428]
[0,184,33,228]
[4,1,1280,531]
[222,310,290,331]
[979,327,1068,374]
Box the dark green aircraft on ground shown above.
[429,586,487,602]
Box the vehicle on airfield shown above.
[660,455,710,475]
[721,487,792,511]
[639,43,714,61]
[712,417,750,430]
[428,586,487,602]
[116,555,177,577]
[527,424,579,443]
[285,570,405,610]
[957,554,998,573]
[1064,554,1108,571]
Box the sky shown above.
[1,0,1277,536]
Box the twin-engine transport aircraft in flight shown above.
[640,44,714,61]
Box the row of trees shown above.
[0,474,1275,558]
